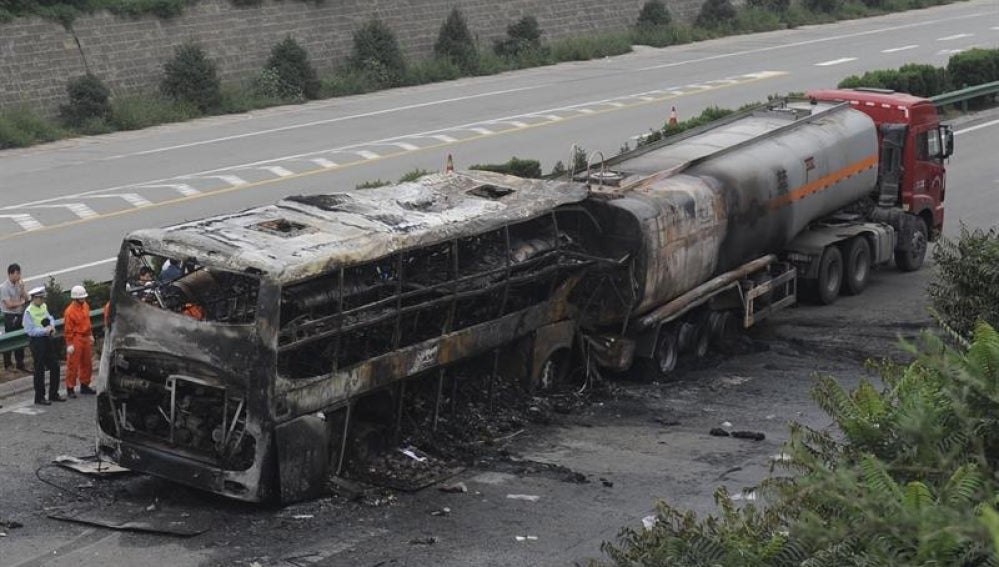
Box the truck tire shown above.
[816,245,843,305]
[895,217,928,272]
[637,324,679,381]
[842,237,871,296]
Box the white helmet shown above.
[70,285,88,299]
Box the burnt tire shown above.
[816,245,843,306]
[638,324,679,381]
[895,217,928,272]
[842,237,871,296]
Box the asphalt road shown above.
[0,0,997,286]
[1,3,998,566]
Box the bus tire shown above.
[816,245,843,305]
[895,217,928,272]
[842,237,871,296]
[637,324,679,381]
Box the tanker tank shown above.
[581,100,879,318]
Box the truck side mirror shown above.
[941,125,954,159]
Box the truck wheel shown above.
[816,245,843,305]
[842,237,871,296]
[895,218,928,272]
[637,324,679,381]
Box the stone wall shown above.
[0,0,707,114]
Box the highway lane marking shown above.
[0,70,787,243]
[937,33,973,40]
[0,213,42,231]
[637,9,990,71]
[882,45,918,53]
[23,256,118,283]
[815,57,858,66]
[936,48,969,55]
[311,158,338,168]
[955,118,999,135]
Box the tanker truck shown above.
[539,89,953,383]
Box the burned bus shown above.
[95,171,604,503]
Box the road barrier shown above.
[0,308,105,354]
[930,80,999,112]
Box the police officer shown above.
[23,286,64,405]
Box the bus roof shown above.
[126,170,587,282]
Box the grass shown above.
[0,0,976,151]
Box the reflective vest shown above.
[25,302,51,328]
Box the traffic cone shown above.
[668,106,678,126]
[444,154,454,173]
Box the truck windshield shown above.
[124,246,259,325]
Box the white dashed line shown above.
[937,33,973,41]
[882,45,918,53]
[356,150,380,160]
[0,214,42,231]
[89,193,153,207]
[25,203,98,218]
[430,134,458,143]
[389,142,420,151]
[605,102,626,108]
[190,175,247,186]
[138,183,201,196]
[261,166,295,177]
[576,108,595,114]
[937,48,968,56]
[311,158,338,168]
[465,127,494,135]
[815,57,858,66]
[23,257,117,283]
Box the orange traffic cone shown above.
[668,106,678,126]
[445,154,454,173]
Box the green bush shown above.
[0,107,63,149]
[747,0,791,13]
[929,226,999,341]
[734,6,784,32]
[434,8,478,74]
[402,58,464,86]
[494,16,544,59]
[630,23,697,47]
[947,48,999,88]
[349,19,407,87]
[60,73,111,127]
[838,63,951,97]
[399,168,432,183]
[803,0,841,12]
[265,36,320,100]
[109,94,199,131]
[469,157,543,179]
[548,33,632,62]
[637,0,672,28]
[160,43,221,112]
[695,0,737,29]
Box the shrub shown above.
[636,0,672,28]
[399,168,432,183]
[631,23,695,47]
[929,225,999,340]
[109,94,199,131]
[494,16,544,59]
[747,0,791,13]
[402,58,463,86]
[548,33,632,62]
[59,73,111,127]
[695,0,737,29]
[803,0,840,12]
[947,48,999,88]
[434,7,478,74]
[734,6,784,32]
[839,64,951,97]
[349,19,407,87]
[469,157,542,179]
[265,36,320,100]
[0,107,63,149]
[160,43,221,112]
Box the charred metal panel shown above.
[276,413,330,503]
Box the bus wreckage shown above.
[98,95,947,503]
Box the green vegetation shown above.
[265,36,320,101]
[434,8,478,74]
[597,322,999,565]
[929,226,999,342]
[59,73,111,127]
[1,1,993,151]
[160,43,222,112]
[469,157,543,179]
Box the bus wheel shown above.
[816,245,843,305]
[538,349,570,392]
[639,324,679,381]
[842,237,871,296]
[895,217,927,272]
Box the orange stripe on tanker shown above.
[769,154,878,209]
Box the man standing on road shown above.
[24,286,64,405]
[1,263,29,372]
[63,285,96,398]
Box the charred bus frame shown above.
[96,171,603,503]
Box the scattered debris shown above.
[514,535,539,542]
[563,471,589,484]
[731,431,766,441]
[721,421,733,428]
[291,515,314,520]
[641,515,658,531]
[53,454,130,476]
[0,520,23,530]
[770,453,792,462]
[49,504,210,536]
[599,478,614,488]
[506,494,540,502]
[731,491,758,502]
[430,507,451,517]
[398,446,428,463]
[439,482,468,494]
[652,417,680,426]
[709,428,730,437]
[408,536,439,545]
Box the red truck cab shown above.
[807,88,953,240]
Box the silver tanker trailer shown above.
[565,92,953,381]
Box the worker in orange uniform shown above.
[63,285,96,398]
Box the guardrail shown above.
[0,308,105,354]
[930,80,999,112]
